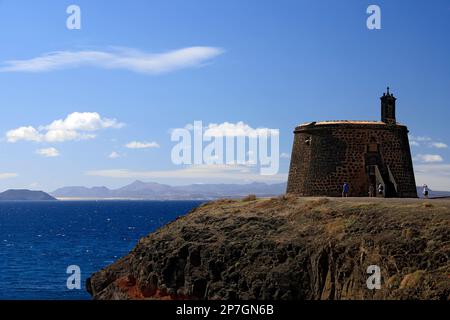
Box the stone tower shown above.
[381,87,396,124]
[286,89,417,198]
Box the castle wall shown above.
[286,123,417,197]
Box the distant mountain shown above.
[51,183,450,200]
[50,186,111,198]
[416,187,450,198]
[113,181,174,198]
[51,181,287,200]
[0,189,57,201]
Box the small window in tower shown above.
[368,143,378,152]
[305,137,312,145]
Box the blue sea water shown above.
[0,200,203,300]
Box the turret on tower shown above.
[381,87,396,124]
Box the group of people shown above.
[367,184,384,197]
[342,182,384,197]
[341,182,430,198]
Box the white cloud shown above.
[6,112,123,143]
[0,173,18,179]
[430,142,448,149]
[45,112,122,131]
[125,141,160,149]
[280,153,290,159]
[108,151,120,159]
[413,154,444,163]
[6,126,42,143]
[202,121,279,138]
[86,164,287,184]
[174,121,279,139]
[0,47,224,74]
[36,147,60,157]
[410,141,420,147]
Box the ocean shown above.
[0,200,203,300]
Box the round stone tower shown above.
[286,88,417,198]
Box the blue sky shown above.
[0,0,449,191]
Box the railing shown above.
[387,165,398,194]
[374,165,386,197]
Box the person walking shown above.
[378,183,384,197]
[368,184,375,197]
[423,184,429,199]
[342,182,349,197]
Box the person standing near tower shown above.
[342,182,349,197]
[368,184,375,197]
[423,184,429,199]
[378,183,384,197]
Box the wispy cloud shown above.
[36,147,60,157]
[430,142,448,149]
[409,135,431,143]
[0,47,224,74]
[0,173,18,179]
[409,135,447,149]
[86,164,287,183]
[6,112,123,143]
[108,151,121,159]
[125,141,160,149]
[413,154,444,163]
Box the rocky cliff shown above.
[87,196,450,300]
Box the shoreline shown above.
[55,197,212,201]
